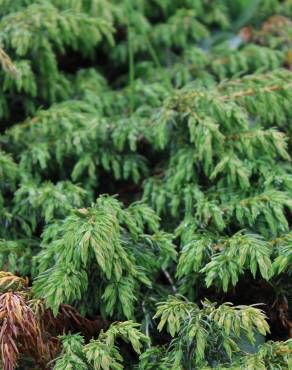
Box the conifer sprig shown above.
[0,0,291,368]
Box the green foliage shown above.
[33,196,176,317]
[55,321,149,370]
[152,296,270,368]
[14,180,88,226]
[272,232,292,274]
[178,231,273,292]
[54,333,88,370]
[222,339,292,370]
[141,300,292,369]
[0,0,291,369]
[0,0,114,117]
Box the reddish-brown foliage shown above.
[0,292,48,369]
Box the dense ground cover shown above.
[0,0,292,369]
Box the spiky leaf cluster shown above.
[0,0,292,369]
